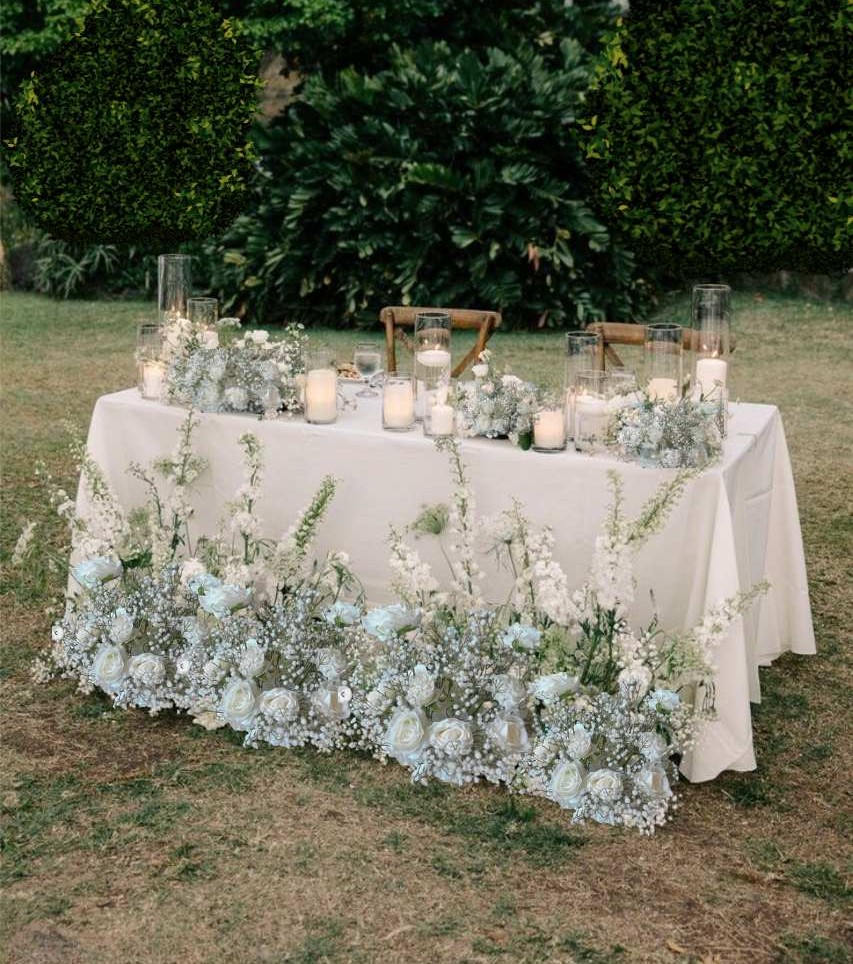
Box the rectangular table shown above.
[77,387,815,782]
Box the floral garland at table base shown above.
[22,417,764,834]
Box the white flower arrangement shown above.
[24,423,766,834]
[455,349,540,446]
[162,313,307,416]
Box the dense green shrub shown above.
[222,40,648,328]
[5,0,260,244]
[582,0,851,276]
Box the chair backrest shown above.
[380,306,502,378]
[585,321,736,370]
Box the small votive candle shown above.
[533,407,566,452]
[647,377,679,402]
[305,368,338,424]
[425,403,455,437]
[415,348,452,369]
[141,361,165,401]
[695,357,728,398]
[383,374,416,431]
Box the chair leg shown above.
[384,314,397,373]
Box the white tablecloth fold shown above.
[77,388,815,782]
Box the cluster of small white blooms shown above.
[388,526,437,608]
[588,533,635,617]
[437,439,484,607]
[455,349,539,443]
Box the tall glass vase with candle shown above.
[692,284,732,434]
[644,323,683,401]
[136,324,165,401]
[305,349,339,424]
[414,312,452,420]
[158,254,192,324]
[383,372,416,431]
[564,330,602,441]
[574,370,613,453]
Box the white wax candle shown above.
[383,382,415,429]
[534,409,566,450]
[696,357,728,397]
[141,362,164,400]
[647,377,678,401]
[415,349,451,369]
[305,368,338,423]
[574,393,608,441]
[428,403,455,436]
[200,329,219,349]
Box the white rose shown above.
[108,608,134,645]
[248,330,270,344]
[91,644,128,691]
[311,685,351,720]
[362,604,420,642]
[492,674,527,711]
[188,571,221,595]
[238,640,267,678]
[638,731,668,762]
[647,688,681,712]
[550,759,587,809]
[428,718,474,757]
[635,767,671,799]
[180,559,207,587]
[471,363,489,378]
[128,652,166,687]
[563,723,593,760]
[317,647,348,681]
[405,664,435,707]
[73,556,122,590]
[488,715,529,754]
[586,768,624,802]
[219,678,259,729]
[198,584,252,619]
[259,688,300,723]
[502,623,541,651]
[383,707,428,765]
[528,672,579,704]
[618,665,653,703]
[323,601,360,626]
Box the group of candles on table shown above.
[138,256,732,455]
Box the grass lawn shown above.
[1,289,851,963]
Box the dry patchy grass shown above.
[1,291,851,964]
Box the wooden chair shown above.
[380,306,501,379]
[584,321,735,371]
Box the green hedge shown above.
[581,0,851,276]
[218,40,649,327]
[5,0,260,244]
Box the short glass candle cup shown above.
[644,323,683,401]
[573,369,613,453]
[136,323,165,401]
[383,372,416,431]
[532,404,567,453]
[423,383,456,438]
[305,349,339,425]
[187,297,219,331]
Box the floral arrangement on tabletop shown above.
[30,414,368,751]
[606,393,724,469]
[455,349,540,447]
[162,312,308,417]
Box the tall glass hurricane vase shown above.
[413,312,452,421]
[644,324,683,401]
[692,284,732,399]
[564,330,602,440]
[158,254,192,324]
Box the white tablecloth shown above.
[77,387,815,782]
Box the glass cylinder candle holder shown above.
[383,372,416,431]
[532,404,567,453]
[692,284,732,404]
[423,381,455,438]
[305,349,339,424]
[158,254,192,324]
[564,330,602,441]
[136,323,165,400]
[414,311,452,420]
[574,369,612,453]
[644,323,683,401]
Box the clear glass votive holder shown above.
[383,372,416,431]
[158,253,192,324]
[574,369,612,453]
[414,311,452,420]
[187,297,218,328]
[305,349,339,425]
[533,405,567,453]
[564,330,602,440]
[644,323,683,401]
[692,284,732,405]
[423,382,456,437]
[136,323,165,401]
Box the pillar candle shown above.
[141,362,164,400]
[428,404,455,436]
[696,357,728,397]
[383,383,415,429]
[305,368,338,423]
[533,409,566,450]
[415,349,451,369]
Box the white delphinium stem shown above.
[436,438,483,608]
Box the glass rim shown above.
[354,341,381,350]
[565,330,601,342]
[646,322,682,332]
[385,370,414,381]
[187,296,218,306]
[693,283,731,292]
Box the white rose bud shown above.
[238,640,267,679]
[550,759,587,809]
[128,652,166,687]
[563,723,593,760]
[383,708,428,766]
[405,664,435,707]
[108,608,135,645]
[73,556,122,590]
[528,672,579,704]
[259,688,300,724]
[219,678,259,730]
[428,718,474,758]
[91,644,128,692]
[585,768,624,802]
